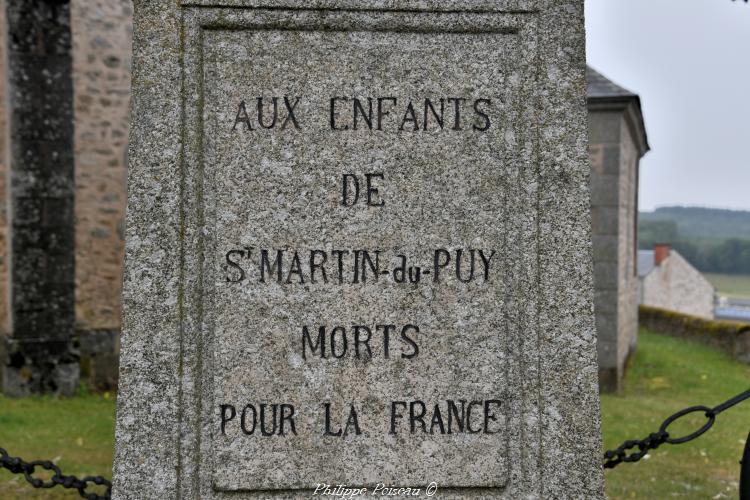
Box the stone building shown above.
[587,67,649,392]
[0,0,132,395]
[639,244,716,319]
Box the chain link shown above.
[0,447,111,499]
[604,388,750,469]
[3,390,749,493]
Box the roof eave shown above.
[587,95,650,157]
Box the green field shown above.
[1,331,749,498]
[705,273,750,299]
[0,391,115,499]
[602,330,750,498]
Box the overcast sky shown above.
[585,0,750,212]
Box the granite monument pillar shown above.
[114,1,604,497]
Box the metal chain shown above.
[741,431,750,500]
[604,388,750,469]
[2,390,749,495]
[0,447,111,499]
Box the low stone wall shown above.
[639,305,750,363]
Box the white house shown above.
[638,244,715,319]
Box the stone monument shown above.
[114,1,603,498]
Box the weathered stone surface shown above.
[71,0,133,332]
[0,0,129,396]
[114,1,603,498]
[76,328,120,390]
[587,68,649,393]
[1,0,78,396]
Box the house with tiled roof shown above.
[638,244,715,319]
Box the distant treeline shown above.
[639,207,750,275]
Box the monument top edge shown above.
[178,0,543,13]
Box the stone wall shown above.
[641,251,716,319]
[640,305,750,363]
[0,4,8,340]
[589,110,625,391]
[616,115,639,376]
[0,0,131,392]
[589,110,642,392]
[70,0,131,389]
[71,0,132,333]
[2,0,78,396]
[588,86,647,393]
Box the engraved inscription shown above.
[223,247,497,285]
[204,26,527,490]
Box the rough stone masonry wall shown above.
[70,0,132,388]
[3,0,78,396]
[616,114,639,373]
[0,1,132,391]
[588,105,642,392]
[588,109,624,391]
[0,5,8,339]
[71,0,131,331]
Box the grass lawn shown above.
[0,391,116,499]
[705,272,750,299]
[0,330,749,498]
[602,329,750,499]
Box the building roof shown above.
[586,66,650,155]
[638,250,655,278]
[715,307,750,324]
[587,66,638,99]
